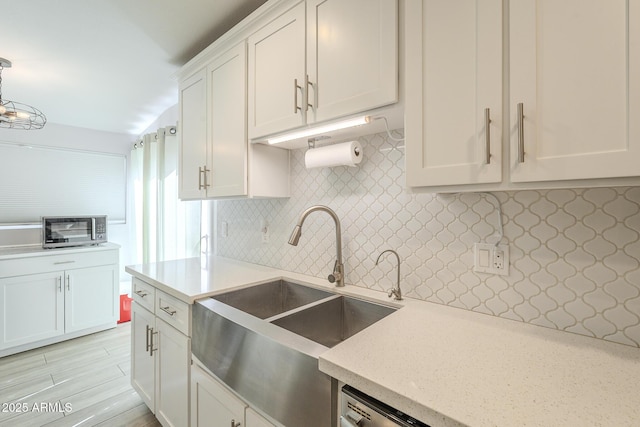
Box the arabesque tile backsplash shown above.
[216,130,640,347]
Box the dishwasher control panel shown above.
[340,385,430,427]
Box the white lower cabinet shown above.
[191,361,276,427]
[0,247,119,356]
[131,278,191,427]
[0,272,64,349]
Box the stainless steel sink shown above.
[192,279,398,427]
[272,295,396,348]
[210,279,333,319]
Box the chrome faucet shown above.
[288,205,344,287]
[375,249,402,300]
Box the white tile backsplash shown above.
[216,130,640,347]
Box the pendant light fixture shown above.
[0,58,46,130]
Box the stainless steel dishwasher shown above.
[340,385,430,427]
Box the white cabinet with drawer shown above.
[131,277,191,427]
[0,245,119,357]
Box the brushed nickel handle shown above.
[484,108,491,164]
[294,78,302,114]
[149,327,158,357]
[198,166,204,190]
[145,325,151,353]
[54,260,75,265]
[305,74,313,111]
[134,290,148,298]
[160,306,177,316]
[203,166,211,188]
[66,275,70,291]
[517,102,525,163]
[231,420,241,427]
[57,276,62,292]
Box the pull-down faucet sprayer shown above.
[288,205,344,287]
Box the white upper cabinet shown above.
[179,41,290,200]
[405,0,502,187]
[248,2,306,139]
[306,0,398,123]
[510,0,640,183]
[248,0,398,140]
[178,69,208,200]
[209,43,248,197]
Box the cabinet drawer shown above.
[132,277,156,313]
[156,290,190,336]
[0,249,119,278]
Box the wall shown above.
[216,130,640,348]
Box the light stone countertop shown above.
[124,256,640,427]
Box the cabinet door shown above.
[209,42,248,198]
[191,362,246,427]
[131,302,156,412]
[179,68,208,200]
[510,0,640,182]
[155,318,191,427]
[0,272,64,350]
[248,1,306,139]
[246,408,275,427]
[405,0,502,187]
[307,0,398,123]
[65,265,118,333]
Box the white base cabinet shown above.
[0,246,119,357]
[131,277,191,427]
[191,360,277,427]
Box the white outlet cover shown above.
[474,243,509,276]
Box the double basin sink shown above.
[192,279,398,427]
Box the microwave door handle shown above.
[91,218,96,240]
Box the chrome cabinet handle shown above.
[231,420,241,427]
[305,74,313,111]
[148,327,158,357]
[66,274,70,291]
[203,166,211,188]
[160,306,177,316]
[294,78,302,114]
[134,290,148,298]
[145,325,151,353]
[484,108,491,164]
[57,276,62,292]
[54,260,75,265]
[517,102,525,163]
[198,166,211,190]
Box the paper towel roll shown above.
[304,140,363,169]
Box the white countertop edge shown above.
[0,242,121,259]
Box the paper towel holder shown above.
[307,135,330,150]
[307,137,361,156]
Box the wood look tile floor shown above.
[0,323,161,427]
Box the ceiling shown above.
[1,0,267,136]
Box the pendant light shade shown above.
[0,58,46,130]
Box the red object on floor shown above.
[118,294,133,324]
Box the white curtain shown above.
[131,126,201,264]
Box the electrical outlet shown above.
[260,219,269,243]
[474,243,509,276]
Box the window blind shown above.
[0,142,126,224]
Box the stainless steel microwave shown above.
[42,216,108,249]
